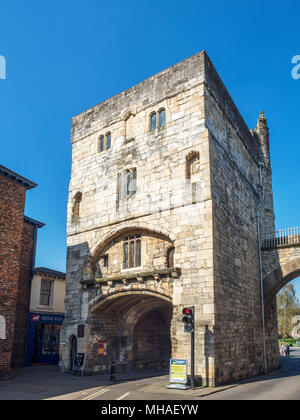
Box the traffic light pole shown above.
[191,329,195,389]
[182,306,195,389]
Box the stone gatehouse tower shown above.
[60,51,278,385]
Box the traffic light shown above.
[182,307,194,333]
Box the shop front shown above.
[27,313,64,365]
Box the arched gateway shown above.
[262,230,300,373]
[89,291,173,372]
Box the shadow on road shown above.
[0,365,168,400]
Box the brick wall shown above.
[11,221,35,367]
[0,175,26,379]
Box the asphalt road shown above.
[1,348,299,400]
[71,347,300,401]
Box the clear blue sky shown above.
[0,1,299,294]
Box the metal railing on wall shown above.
[262,227,300,249]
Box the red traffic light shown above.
[182,307,193,315]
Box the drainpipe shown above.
[25,224,38,366]
[256,162,268,375]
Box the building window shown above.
[99,135,105,152]
[159,109,166,128]
[72,192,82,221]
[102,255,108,268]
[123,234,141,268]
[106,132,111,150]
[118,168,137,200]
[150,112,157,131]
[40,279,53,306]
[99,132,112,152]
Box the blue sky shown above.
[0,1,299,295]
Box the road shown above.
[1,348,299,400]
[72,347,300,401]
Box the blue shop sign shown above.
[31,313,64,324]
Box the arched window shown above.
[186,151,200,180]
[125,113,135,141]
[158,109,166,128]
[99,135,105,152]
[150,112,157,131]
[106,132,111,149]
[72,192,82,220]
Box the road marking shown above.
[81,388,109,400]
[116,392,130,400]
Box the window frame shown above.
[123,234,141,269]
[158,108,166,128]
[150,112,157,131]
[39,279,53,307]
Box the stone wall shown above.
[11,221,35,368]
[204,71,266,383]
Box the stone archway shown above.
[264,257,300,301]
[89,291,173,373]
[263,256,300,373]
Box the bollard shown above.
[110,360,116,381]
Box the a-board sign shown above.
[169,359,188,384]
[72,352,85,372]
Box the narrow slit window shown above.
[132,168,137,196]
[100,136,105,152]
[159,109,166,128]
[126,171,131,198]
[106,133,111,149]
[150,113,157,131]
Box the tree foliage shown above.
[277,284,300,338]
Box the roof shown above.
[34,267,66,279]
[0,164,37,190]
[24,216,45,228]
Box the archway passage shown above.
[90,292,173,373]
[263,258,300,374]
